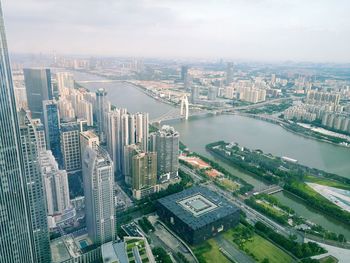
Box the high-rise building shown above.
[191,85,199,103]
[106,109,123,174]
[95,88,108,140]
[60,122,81,173]
[226,62,234,84]
[151,125,179,182]
[24,68,53,119]
[181,65,188,82]
[43,99,63,166]
[135,112,149,152]
[56,72,74,97]
[123,144,141,186]
[208,86,218,101]
[80,130,100,159]
[39,150,70,216]
[32,118,47,152]
[82,146,116,245]
[0,5,43,261]
[18,110,51,263]
[132,152,158,200]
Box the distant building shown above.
[60,122,81,173]
[123,144,141,186]
[132,152,158,200]
[208,86,218,101]
[56,72,74,97]
[181,65,188,82]
[43,99,63,166]
[82,146,116,245]
[24,68,53,119]
[150,125,179,183]
[191,85,199,103]
[95,88,108,140]
[135,112,149,152]
[157,186,240,245]
[226,62,234,84]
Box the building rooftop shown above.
[157,186,240,230]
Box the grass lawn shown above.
[192,239,231,263]
[305,176,350,191]
[244,234,294,263]
[256,200,286,217]
[223,225,294,263]
[219,178,240,191]
[318,255,338,263]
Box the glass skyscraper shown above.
[0,3,40,262]
[23,68,53,120]
[18,110,51,263]
[43,100,63,167]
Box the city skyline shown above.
[3,0,350,63]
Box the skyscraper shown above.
[82,146,116,245]
[32,118,47,152]
[24,68,53,119]
[208,86,218,101]
[43,99,63,166]
[39,150,70,216]
[151,125,179,182]
[181,65,188,82]
[60,122,81,173]
[18,110,51,263]
[95,88,108,140]
[80,130,100,159]
[135,112,149,152]
[191,85,199,103]
[56,72,74,97]
[226,62,234,84]
[123,144,141,186]
[0,4,43,261]
[132,152,158,200]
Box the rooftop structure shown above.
[157,186,240,244]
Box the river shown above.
[72,71,350,239]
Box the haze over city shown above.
[3,0,350,62]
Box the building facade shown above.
[61,122,82,173]
[24,68,53,119]
[0,5,44,261]
[82,146,116,245]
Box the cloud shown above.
[2,0,350,62]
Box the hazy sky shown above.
[3,0,350,62]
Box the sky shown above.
[2,0,350,62]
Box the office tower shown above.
[135,112,149,152]
[226,62,234,84]
[208,86,218,101]
[191,85,199,103]
[18,110,51,263]
[39,150,70,216]
[0,4,42,261]
[60,122,81,173]
[106,110,122,173]
[123,144,141,186]
[43,99,63,166]
[181,65,188,82]
[56,72,74,97]
[95,88,108,139]
[82,146,116,245]
[24,68,53,119]
[32,118,47,151]
[132,152,158,200]
[152,125,179,182]
[80,130,100,159]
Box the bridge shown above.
[248,184,283,197]
[76,79,121,83]
[150,107,212,124]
